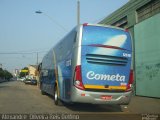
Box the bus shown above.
[40,23,133,105]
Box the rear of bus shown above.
[71,24,133,105]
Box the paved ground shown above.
[0,81,159,120]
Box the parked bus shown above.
[40,23,133,105]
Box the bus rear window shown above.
[82,26,132,51]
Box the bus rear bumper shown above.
[70,88,132,105]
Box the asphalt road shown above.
[0,81,156,120]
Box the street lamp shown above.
[35,10,68,32]
[35,10,42,14]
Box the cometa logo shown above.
[86,71,125,82]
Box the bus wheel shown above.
[41,89,46,95]
[54,86,62,106]
[40,84,46,95]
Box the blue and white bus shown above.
[40,23,134,105]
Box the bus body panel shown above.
[81,46,131,88]
[71,87,132,105]
[81,26,132,91]
[40,24,133,105]
[40,28,76,101]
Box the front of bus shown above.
[71,24,133,105]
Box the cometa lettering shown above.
[86,71,125,82]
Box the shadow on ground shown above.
[63,103,122,112]
[46,93,122,112]
[0,85,10,89]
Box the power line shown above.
[0,51,47,55]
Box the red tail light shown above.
[126,70,134,91]
[125,29,129,32]
[74,65,85,90]
[129,70,134,84]
[83,23,88,26]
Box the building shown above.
[28,65,38,80]
[14,69,19,77]
[100,0,160,98]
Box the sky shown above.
[0,0,129,73]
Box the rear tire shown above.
[40,84,46,95]
[41,90,46,95]
[54,86,63,106]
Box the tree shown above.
[3,70,13,79]
[0,68,13,80]
[0,68,4,78]
[19,67,29,78]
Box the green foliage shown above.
[0,68,5,78]
[23,67,29,70]
[19,67,29,78]
[3,70,13,79]
[19,72,27,77]
[0,68,13,79]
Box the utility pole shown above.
[0,64,2,69]
[36,52,38,66]
[77,0,80,26]
[36,52,39,81]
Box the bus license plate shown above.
[101,95,112,100]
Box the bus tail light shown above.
[74,65,85,90]
[125,29,129,32]
[83,23,88,26]
[126,70,134,92]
